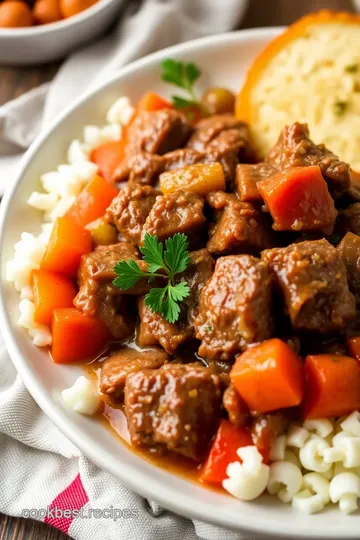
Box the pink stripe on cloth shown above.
[44,473,89,533]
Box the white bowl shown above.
[0,29,356,538]
[0,0,123,65]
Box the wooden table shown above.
[0,0,354,538]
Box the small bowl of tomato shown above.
[0,0,123,65]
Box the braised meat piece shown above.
[126,109,192,156]
[262,239,356,332]
[250,412,291,454]
[142,191,205,241]
[222,384,249,427]
[113,152,165,186]
[206,191,273,255]
[105,184,159,245]
[100,346,169,402]
[338,203,360,236]
[266,122,350,198]
[125,363,221,460]
[137,297,189,353]
[195,255,273,360]
[337,232,360,303]
[137,249,213,353]
[186,114,254,162]
[74,243,147,338]
[235,162,277,203]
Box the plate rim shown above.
[1,27,353,538]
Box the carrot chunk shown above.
[66,175,118,228]
[90,140,126,182]
[347,336,360,362]
[257,165,337,233]
[41,216,92,277]
[32,269,76,326]
[136,92,172,113]
[302,354,360,419]
[51,308,110,364]
[230,338,305,414]
[200,420,253,486]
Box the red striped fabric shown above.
[44,473,88,533]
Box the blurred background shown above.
[0,0,356,107]
[0,0,356,538]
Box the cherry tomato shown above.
[60,0,97,18]
[33,0,62,24]
[0,1,33,27]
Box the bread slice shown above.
[236,11,360,170]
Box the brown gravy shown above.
[84,359,204,484]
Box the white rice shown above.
[7,96,135,347]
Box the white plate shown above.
[0,0,123,65]
[0,28,356,538]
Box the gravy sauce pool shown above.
[83,340,206,484]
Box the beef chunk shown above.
[262,239,355,332]
[126,109,192,156]
[266,122,350,198]
[236,162,277,203]
[223,384,249,427]
[208,359,232,389]
[337,232,360,303]
[348,169,360,201]
[339,203,360,235]
[137,249,213,353]
[125,363,221,460]
[113,152,165,186]
[137,297,189,354]
[105,184,158,245]
[100,346,169,402]
[186,114,254,163]
[142,191,205,241]
[251,412,291,452]
[114,147,237,187]
[206,191,273,255]
[195,255,273,360]
[74,243,147,338]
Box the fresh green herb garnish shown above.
[113,233,190,324]
[160,58,205,113]
[333,100,348,117]
[345,63,359,73]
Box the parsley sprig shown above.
[113,233,191,324]
[160,58,205,113]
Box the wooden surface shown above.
[0,0,354,538]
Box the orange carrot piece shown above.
[51,308,110,364]
[66,175,118,228]
[32,269,76,326]
[136,92,172,113]
[200,420,253,486]
[347,336,360,362]
[257,165,337,233]
[230,338,305,414]
[90,139,126,182]
[41,216,92,277]
[302,354,360,419]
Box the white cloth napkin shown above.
[0,0,248,194]
[0,335,246,540]
[0,1,252,538]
